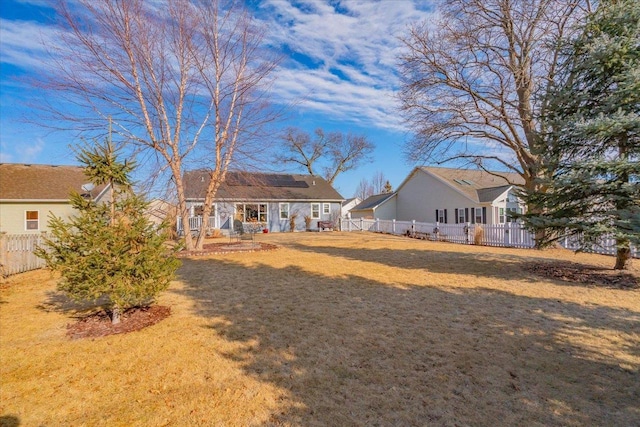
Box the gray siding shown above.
[193,200,342,232]
[396,170,487,224]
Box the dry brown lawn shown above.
[1,232,639,426]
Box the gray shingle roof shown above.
[184,170,344,201]
[351,193,394,211]
[0,163,107,201]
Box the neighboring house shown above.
[183,171,344,232]
[146,199,177,227]
[394,166,525,225]
[0,164,110,234]
[349,193,396,220]
[341,197,361,218]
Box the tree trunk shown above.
[615,239,631,270]
[111,306,121,324]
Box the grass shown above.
[1,232,639,426]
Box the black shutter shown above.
[444,209,448,224]
[482,207,487,224]
[435,209,439,222]
[465,208,469,223]
[455,208,459,224]
[471,208,475,224]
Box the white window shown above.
[25,210,39,230]
[499,207,505,223]
[437,209,445,223]
[457,208,465,223]
[323,203,330,215]
[311,203,320,219]
[279,203,289,219]
[506,207,520,222]
[475,208,484,224]
[236,203,268,223]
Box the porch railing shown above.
[176,216,217,233]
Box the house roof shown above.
[420,166,524,203]
[342,197,360,206]
[351,193,395,211]
[0,163,108,201]
[184,170,344,202]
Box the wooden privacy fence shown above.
[0,233,47,277]
[340,218,638,257]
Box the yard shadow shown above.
[175,256,640,426]
[286,239,639,289]
[0,415,20,427]
[37,290,106,317]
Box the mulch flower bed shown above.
[176,242,278,257]
[524,261,639,290]
[67,305,171,339]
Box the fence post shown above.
[360,217,363,232]
[375,218,379,232]
[392,219,396,234]
[507,222,512,246]
[0,232,6,276]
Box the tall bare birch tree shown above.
[398,0,593,197]
[44,0,277,251]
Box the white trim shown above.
[25,210,39,231]
[279,202,290,219]
[322,203,330,214]
[474,208,484,224]
[310,203,321,219]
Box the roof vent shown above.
[312,180,316,186]
[201,176,205,182]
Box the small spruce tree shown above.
[37,140,180,323]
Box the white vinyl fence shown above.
[340,218,638,258]
[0,233,47,277]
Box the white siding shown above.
[0,202,76,234]
[396,170,479,223]
[374,196,396,220]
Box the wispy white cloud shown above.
[0,138,45,163]
[257,0,436,130]
[0,18,60,70]
[0,1,437,134]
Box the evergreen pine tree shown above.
[521,0,640,269]
[37,140,180,323]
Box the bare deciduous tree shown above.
[371,171,387,195]
[276,128,334,176]
[398,0,593,196]
[354,171,392,199]
[43,0,278,251]
[354,178,374,201]
[277,127,374,185]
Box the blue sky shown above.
[0,0,436,198]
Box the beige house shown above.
[0,164,110,234]
[394,166,526,225]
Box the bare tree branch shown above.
[398,0,592,194]
[40,0,279,251]
[276,127,374,185]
